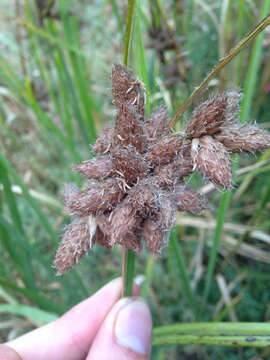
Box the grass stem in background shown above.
[169,13,270,127]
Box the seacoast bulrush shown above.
[53,64,270,275]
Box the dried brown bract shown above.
[53,66,270,275]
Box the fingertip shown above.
[87,296,152,360]
[0,345,22,360]
[114,297,152,356]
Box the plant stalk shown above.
[121,0,136,297]
[169,13,270,127]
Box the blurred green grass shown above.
[0,0,270,358]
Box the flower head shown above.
[53,64,270,275]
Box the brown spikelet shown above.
[112,64,145,118]
[73,157,114,180]
[92,126,114,154]
[94,226,112,249]
[65,179,125,216]
[215,123,270,153]
[143,105,171,140]
[126,180,160,216]
[173,184,206,214]
[114,103,146,152]
[145,134,185,165]
[154,156,193,186]
[110,201,142,250]
[111,145,149,185]
[143,194,176,255]
[53,216,96,275]
[191,135,232,188]
[224,90,242,123]
[186,91,240,138]
[61,183,80,205]
[142,219,165,256]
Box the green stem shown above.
[121,0,137,297]
[169,13,270,127]
[153,335,270,347]
[153,322,270,347]
[123,0,136,66]
[200,191,232,315]
[122,248,136,297]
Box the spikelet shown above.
[110,201,142,251]
[186,91,240,138]
[65,179,124,216]
[53,216,96,275]
[143,105,171,140]
[142,193,176,255]
[154,156,193,186]
[92,126,114,154]
[110,145,149,185]
[62,183,80,206]
[94,227,112,249]
[114,103,146,152]
[145,134,185,165]
[173,184,206,214]
[73,157,114,180]
[191,135,232,188]
[112,64,145,118]
[215,123,270,153]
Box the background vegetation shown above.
[0,0,270,359]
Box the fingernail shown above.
[114,297,152,355]
[134,275,145,288]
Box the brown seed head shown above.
[186,91,241,138]
[114,103,146,153]
[111,145,149,185]
[92,126,114,154]
[65,179,125,216]
[73,157,114,180]
[61,183,80,206]
[53,216,96,275]
[214,123,270,153]
[110,200,142,250]
[143,193,176,255]
[191,135,232,188]
[143,105,171,140]
[173,184,207,214]
[112,64,145,118]
[154,156,193,186]
[145,134,185,165]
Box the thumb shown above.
[87,297,152,360]
[0,345,22,360]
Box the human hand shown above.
[1,278,152,360]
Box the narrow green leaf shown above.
[0,304,58,325]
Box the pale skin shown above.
[1,278,152,360]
